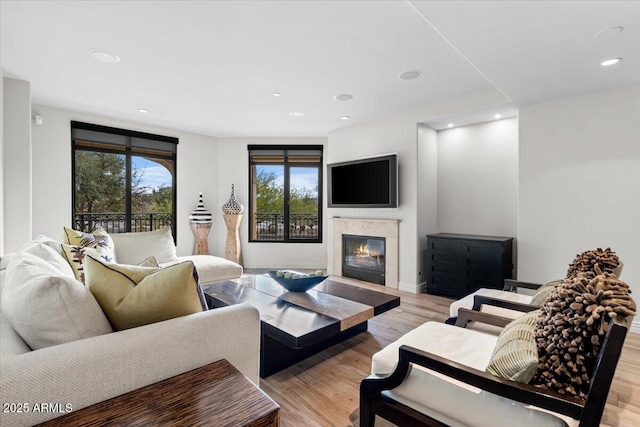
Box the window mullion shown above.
[283,159,291,242]
[125,146,132,232]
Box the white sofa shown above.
[0,231,256,427]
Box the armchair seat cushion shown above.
[449,288,533,319]
[371,322,576,427]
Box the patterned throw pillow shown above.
[61,244,114,283]
[529,279,563,307]
[486,309,540,383]
[84,256,208,331]
[61,227,117,283]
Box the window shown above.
[248,145,323,243]
[71,121,178,238]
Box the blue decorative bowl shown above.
[268,271,328,292]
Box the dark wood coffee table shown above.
[202,275,400,377]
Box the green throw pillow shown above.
[486,309,541,383]
[84,256,206,331]
[530,279,563,307]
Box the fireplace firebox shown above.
[342,234,385,285]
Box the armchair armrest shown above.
[362,344,584,422]
[0,303,260,426]
[472,295,538,313]
[503,279,542,291]
[454,308,513,328]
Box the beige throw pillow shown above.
[529,279,563,307]
[2,252,113,350]
[20,238,74,278]
[84,256,206,331]
[486,309,540,383]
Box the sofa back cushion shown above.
[1,252,113,350]
[20,237,75,278]
[110,226,177,265]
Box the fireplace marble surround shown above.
[330,218,399,289]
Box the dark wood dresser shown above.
[426,233,513,298]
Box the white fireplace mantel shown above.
[330,217,399,289]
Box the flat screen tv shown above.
[327,154,398,208]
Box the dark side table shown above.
[36,359,279,427]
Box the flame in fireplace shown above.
[355,244,381,262]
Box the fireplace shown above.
[342,234,385,285]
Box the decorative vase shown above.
[222,185,244,265]
[189,193,212,255]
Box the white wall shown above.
[518,85,640,329]
[0,73,4,255]
[328,90,509,292]
[2,78,32,253]
[417,124,438,290]
[30,104,220,257]
[436,117,518,238]
[216,137,328,269]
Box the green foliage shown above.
[74,151,127,213]
[150,186,173,213]
[256,168,284,213]
[255,167,317,214]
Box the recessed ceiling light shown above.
[88,49,120,64]
[601,58,622,67]
[272,92,281,97]
[594,26,623,38]
[289,111,306,117]
[341,116,351,120]
[138,108,149,113]
[447,123,454,128]
[494,114,502,119]
[334,94,353,101]
[398,70,422,80]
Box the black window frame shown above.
[71,121,178,240]
[248,145,323,244]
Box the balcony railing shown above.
[254,212,319,240]
[74,212,172,234]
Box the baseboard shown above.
[398,281,422,294]
[244,264,326,271]
[630,319,640,335]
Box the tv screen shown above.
[327,154,397,208]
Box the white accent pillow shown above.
[110,226,177,265]
[1,252,113,350]
[19,237,74,278]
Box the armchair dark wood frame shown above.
[445,279,544,326]
[360,315,632,427]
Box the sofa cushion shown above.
[20,237,74,278]
[1,252,113,350]
[486,309,540,383]
[161,255,242,284]
[84,256,207,331]
[110,226,177,265]
[371,322,575,427]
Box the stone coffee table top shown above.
[202,275,400,349]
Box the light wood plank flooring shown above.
[253,274,640,427]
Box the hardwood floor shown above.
[254,274,640,427]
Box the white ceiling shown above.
[1,1,638,137]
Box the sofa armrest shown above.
[472,295,538,313]
[503,279,542,292]
[0,303,260,427]
[454,308,513,329]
